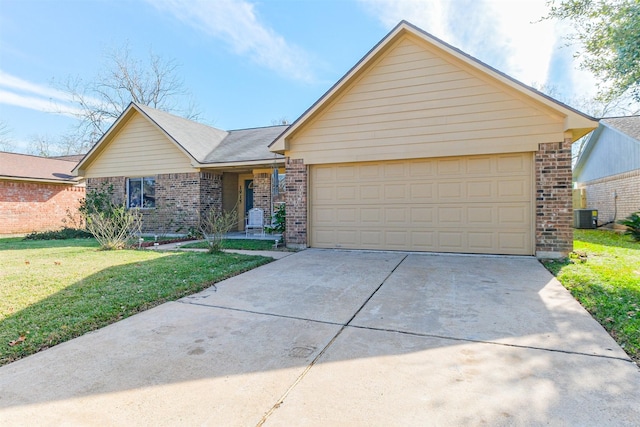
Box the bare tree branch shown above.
[53,43,201,154]
[0,121,14,152]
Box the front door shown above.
[244,179,254,215]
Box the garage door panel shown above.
[314,207,335,223]
[360,185,381,200]
[384,231,408,247]
[438,231,464,250]
[409,182,434,200]
[410,207,435,224]
[467,206,494,225]
[437,158,463,174]
[466,157,493,174]
[498,205,529,225]
[438,181,462,198]
[467,180,494,198]
[438,206,464,224]
[360,207,382,224]
[359,163,381,178]
[468,232,494,250]
[313,229,336,245]
[498,154,530,173]
[409,160,434,177]
[336,208,357,224]
[337,230,358,246]
[384,162,406,177]
[385,207,407,224]
[360,230,382,245]
[384,183,406,199]
[314,186,335,201]
[498,179,528,198]
[336,165,357,179]
[310,154,533,255]
[411,231,436,249]
[498,232,528,250]
[336,185,357,200]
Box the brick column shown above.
[199,172,223,216]
[285,158,307,248]
[535,139,573,258]
[253,172,272,223]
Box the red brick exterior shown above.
[578,169,640,228]
[86,172,223,234]
[285,158,307,247]
[0,180,85,234]
[253,172,272,223]
[535,139,574,258]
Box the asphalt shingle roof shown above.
[202,126,287,164]
[135,103,286,164]
[602,116,640,141]
[0,152,81,182]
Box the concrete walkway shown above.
[1,250,638,425]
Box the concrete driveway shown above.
[1,250,638,425]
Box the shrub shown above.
[618,212,640,242]
[23,227,93,241]
[199,208,238,253]
[78,182,144,250]
[266,203,286,235]
[86,205,143,250]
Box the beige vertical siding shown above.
[288,35,563,164]
[83,113,195,178]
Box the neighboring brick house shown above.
[72,103,286,234]
[574,116,640,228]
[0,152,85,234]
[269,21,597,258]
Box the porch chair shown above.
[245,208,265,237]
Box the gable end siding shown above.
[576,126,640,182]
[288,36,564,164]
[83,113,195,178]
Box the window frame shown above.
[126,177,156,209]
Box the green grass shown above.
[542,230,640,363]
[0,238,272,366]
[181,238,286,251]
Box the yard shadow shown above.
[0,250,271,366]
[0,250,638,425]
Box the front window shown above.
[127,177,155,208]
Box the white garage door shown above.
[310,153,533,255]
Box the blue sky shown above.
[0,0,595,154]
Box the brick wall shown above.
[88,173,223,234]
[285,158,307,247]
[199,172,223,216]
[86,177,126,204]
[578,169,640,228]
[0,180,85,234]
[253,172,272,223]
[535,139,573,258]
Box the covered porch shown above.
[203,162,285,232]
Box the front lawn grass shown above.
[181,238,285,251]
[542,230,640,363]
[0,238,272,366]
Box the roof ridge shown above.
[228,124,290,132]
[0,151,78,162]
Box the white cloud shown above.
[0,70,86,117]
[148,0,316,83]
[356,0,596,101]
